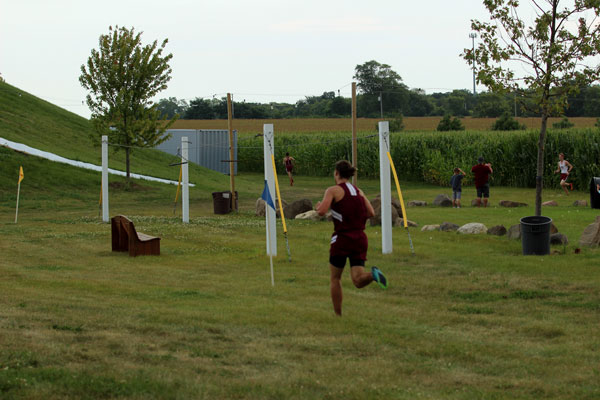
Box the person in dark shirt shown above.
[316,160,387,316]
[450,167,465,208]
[471,156,493,207]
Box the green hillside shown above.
[0,82,238,213]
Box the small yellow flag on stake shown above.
[18,166,24,184]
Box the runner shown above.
[283,153,295,186]
[316,160,388,316]
[554,152,574,195]
[471,156,493,207]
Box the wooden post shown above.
[227,93,236,209]
[351,82,357,186]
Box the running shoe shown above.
[371,266,388,289]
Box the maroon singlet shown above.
[329,182,369,260]
[285,157,293,172]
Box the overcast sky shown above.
[1,0,493,118]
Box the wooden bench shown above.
[111,215,160,257]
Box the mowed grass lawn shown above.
[1,169,600,399]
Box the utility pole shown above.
[379,91,383,118]
[469,32,477,96]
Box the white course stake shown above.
[263,124,277,256]
[378,121,392,254]
[182,136,189,223]
[101,135,109,223]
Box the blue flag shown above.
[261,180,275,210]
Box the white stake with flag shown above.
[15,166,24,223]
[262,180,276,286]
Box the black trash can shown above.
[211,191,238,214]
[590,177,600,209]
[520,216,552,255]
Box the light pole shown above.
[469,33,477,96]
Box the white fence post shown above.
[182,136,189,223]
[379,122,392,254]
[263,124,277,256]
[102,135,109,223]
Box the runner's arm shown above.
[566,161,573,173]
[316,187,336,216]
[358,189,375,218]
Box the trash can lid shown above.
[520,216,552,225]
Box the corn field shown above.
[238,128,600,190]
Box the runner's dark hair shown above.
[335,160,356,179]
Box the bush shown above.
[552,117,574,129]
[374,114,404,132]
[491,113,526,131]
[595,118,600,128]
[437,115,465,131]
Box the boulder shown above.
[499,200,528,207]
[421,224,440,232]
[550,223,559,234]
[457,223,488,234]
[579,216,600,247]
[439,222,459,232]
[283,199,313,219]
[507,224,521,240]
[395,218,418,227]
[256,198,287,217]
[573,200,588,207]
[487,225,507,236]
[408,200,427,207]
[371,195,403,217]
[433,194,453,207]
[471,199,480,207]
[370,195,400,226]
[550,233,568,245]
[542,200,558,207]
[295,210,322,221]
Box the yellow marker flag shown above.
[18,166,24,184]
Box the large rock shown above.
[579,216,600,247]
[550,223,559,234]
[295,210,322,221]
[395,218,418,227]
[370,195,400,226]
[283,199,313,219]
[433,194,453,207]
[573,200,588,207]
[421,224,440,232]
[440,222,459,232]
[550,233,568,245]
[471,199,480,207]
[499,200,528,207]
[256,198,287,217]
[457,223,488,234]
[487,225,507,236]
[507,224,521,240]
[542,200,558,207]
[408,200,427,207]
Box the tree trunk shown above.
[535,111,549,216]
[125,146,131,182]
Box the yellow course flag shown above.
[270,154,288,234]
[18,166,24,184]
[386,152,409,229]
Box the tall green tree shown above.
[354,60,409,117]
[79,26,175,181]
[465,0,600,216]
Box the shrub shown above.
[491,113,526,131]
[374,114,404,132]
[437,115,465,131]
[595,118,600,128]
[552,117,574,129]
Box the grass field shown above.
[2,148,600,398]
[2,82,600,399]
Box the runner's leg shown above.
[330,265,343,316]
[349,265,373,288]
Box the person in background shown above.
[316,160,388,316]
[471,157,493,207]
[283,152,295,186]
[554,152,574,195]
[450,167,465,208]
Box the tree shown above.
[491,113,527,130]
[437,115,465,131]
[156,97,188,119]
[465,0,600,216]
[79,26,175,181]
[354,60,409,117]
